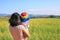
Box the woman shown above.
[9,12,30,40]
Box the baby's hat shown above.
[21,12,30,22]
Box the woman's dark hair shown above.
[9,12,21,27]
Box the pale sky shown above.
[0,0,60,15]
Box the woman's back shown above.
[9,13,30,40]
[9,25,24,40]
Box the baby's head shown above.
[20,12,30,22]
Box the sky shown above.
[0,0,60,15]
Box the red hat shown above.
[21,12,27,16]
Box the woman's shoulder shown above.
[18,25,24,28]
[9,25,24,30]
[17,25,24,29]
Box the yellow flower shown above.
[0,32,2,36]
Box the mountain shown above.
[0,13,11,16]
[29,14,49,17]
[29,13,60,18]
[0,13,60,18]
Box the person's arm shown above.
[22,22,29,27]
[20,25,30,38]
[27,24,29,27]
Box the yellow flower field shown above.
[0,17,60,40]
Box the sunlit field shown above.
[0,17,60,40]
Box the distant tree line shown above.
[30,15,60,18]
[0,15,60,19]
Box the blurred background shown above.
[0,0,60,40]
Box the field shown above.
[0,17,60,40]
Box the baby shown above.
[20,12,30,40]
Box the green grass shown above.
[0,17,60,40]
[29,18,60,40]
